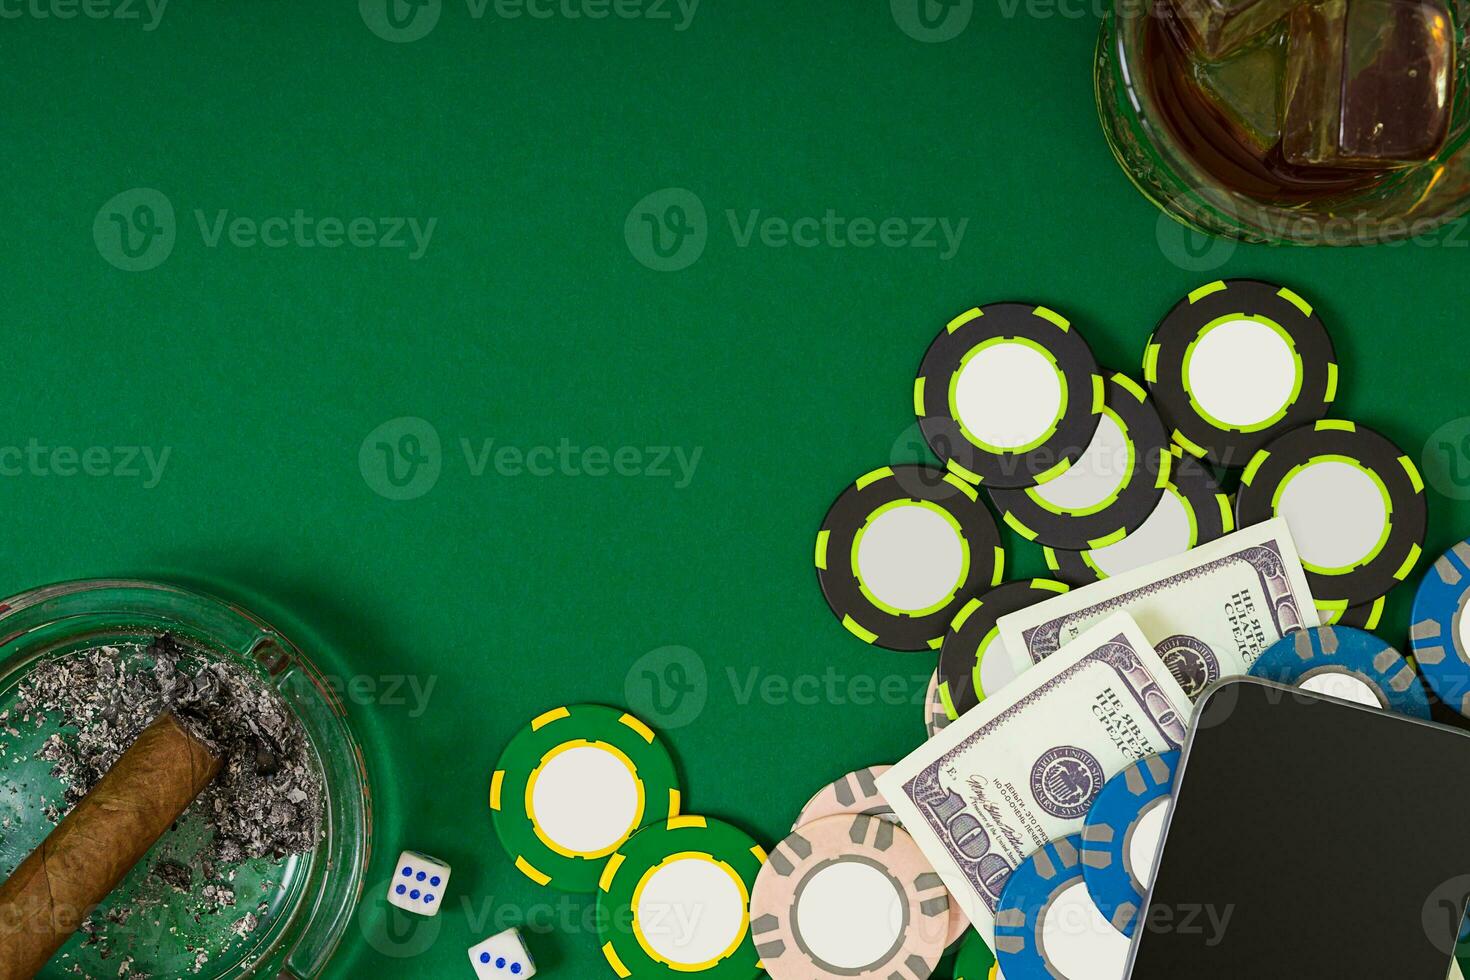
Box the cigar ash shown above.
[0,635,325,977]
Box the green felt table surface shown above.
[5,0,1470,976]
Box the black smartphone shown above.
[1126,676,1470,979]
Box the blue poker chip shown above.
[1250,625,1430,719]
[1411,538,1470,718]
[1078,751,1179,938]
[995,834,1132,979]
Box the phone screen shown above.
[1126,678,1470,978]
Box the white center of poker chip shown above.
[1040,881,1131,979]
[795,859,905,969]
[977,631,1029,699]
[1300,671,1383,708]
[1187,318,1298,427]
[637,857,746,965]
[954,341,1063,450]
[530,745,639,854]
[1088,485,1190,577]
[1030,412,1129,510]
[1276,460,1387,570]
[1126,800,1169,890]
[857,504,963,612]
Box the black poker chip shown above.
[915,303,1104,489]
[986,372,1171,551]
[1043,446,1233,585]
[815,464,1005,651]
[937,578,1070,718]
[1145,279,1337,468]
[1236,420,1426,608]
[1321,595,1386,631]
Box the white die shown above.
[387,849,450,916]
[468,928,536,978]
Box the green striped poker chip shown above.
[815,464,1004,651]
[1236,420,1425,608]
[1319,595,1386,631]
[938,579,1070,718]
[491,704,682,893]
[596,815,766,980]
[987,372,1171,551]
[952,929,998,979]
[1044,445,1232,585]
[1145,279,1336,468]
[915,303,1104,488]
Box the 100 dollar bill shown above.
[999,518,1317,698]
[877,612,1191,945]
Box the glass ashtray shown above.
[0,579,370,978]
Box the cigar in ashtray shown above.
[0,711,221,978]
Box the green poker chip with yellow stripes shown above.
[987,372,1172,551]
[815,464,1004,651]
[952,928,999,980]
[1236,420,1426,609]
[915,302,1105,488]
[491,704,682,893]
[1145,279,1337,468]
[1043,445,1233,585]
[596,815,766,980]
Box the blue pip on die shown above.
[469,928,535,978]
[388,849,450,916]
